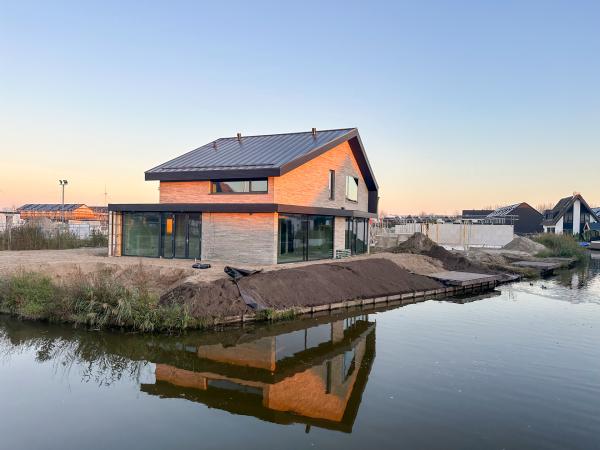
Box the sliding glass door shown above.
[278,214,333,263]
[123,212,201,259]
[345,218,369,255]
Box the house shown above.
[108,128,378,264]
[486,202,543,235]
[140,315,376,432]
[542,194,599,235]
[17,204,98,222]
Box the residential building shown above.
[542,194,599,235]
[108,128,378,264]
[486,202,543,235]
[17,204,98,222]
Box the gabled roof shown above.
[487,202,541,218]
[593,207,600,217]
[145,128,378,191]
[542,194,600,226]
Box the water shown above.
[1,260,599,450]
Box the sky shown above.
[1,0,599,214]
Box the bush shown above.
[0,269,199,333]
[533,234,587,262]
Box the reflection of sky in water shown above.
[509,259,600,304]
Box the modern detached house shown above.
[108,128,378,264]
[542,194,599,235]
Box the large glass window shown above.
[278,214,334,263]
[345,176,359,202]
[278,214,306,263]
[345,218,369,255]
[211,179,267,194]
[308,215,334,260]
[122,212,160,257]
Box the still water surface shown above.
[1,259,599,449]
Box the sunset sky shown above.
[1,1,599,214]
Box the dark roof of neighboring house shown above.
[593,207,600,216]
[487,202,541,218]
[17,204,86,212]
[145,128,378,190]
[542,194,600,226]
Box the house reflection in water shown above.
[141,315,376,432]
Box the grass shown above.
[533,233,588,262]
[0,225,108,251]
[0,269,203,333]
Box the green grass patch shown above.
[0,225,107,251]
[533,234,588,262]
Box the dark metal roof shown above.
[593,207,600,217]
[17,203,85,212]
[486,203,521,218]
[145,128,378,191]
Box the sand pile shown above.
[503,236,546,254]
[161,258,445,319]
[390,233,492,274]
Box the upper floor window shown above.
[345,176,359,202]
[328,170,335,200]
[211,179,268,194]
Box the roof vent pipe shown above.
[212,141,217,150]
[311,127,317,137]
[237,132,242,142]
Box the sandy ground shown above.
[0,247,445,289]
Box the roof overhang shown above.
[108,203,377,219]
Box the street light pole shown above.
[59,179,68,222]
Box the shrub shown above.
[533,234,587,262]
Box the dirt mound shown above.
[160,258,444,319]
[390,233,492,274]
[503,236,546,254]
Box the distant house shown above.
[486,203,543,235]
[17,204,97,222]
[542,194,599,235]
[593,207,600,217]
[108,128,378,264]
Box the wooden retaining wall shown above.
[212,280,499,327]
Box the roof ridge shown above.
[214,128,356,141]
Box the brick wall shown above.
[334,216,346,253]
[274,141,368,211]
[160,178,275,203]
[201,212,277,264]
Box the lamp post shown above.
[59,179,68,223]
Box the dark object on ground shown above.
[192,263,211,269]
[224,266,262,280]
[390,233,492,274]
[224,266,264,311]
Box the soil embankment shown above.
[161,258,444,318]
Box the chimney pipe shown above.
[213,141,217,149]
[311,127,317,137]
[237,132,242,142]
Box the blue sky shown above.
[1,0,599,213]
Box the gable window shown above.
[328,170,335,200]
[345,176,359,202]
[211,179,268,194]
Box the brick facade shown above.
[201,212,277,265]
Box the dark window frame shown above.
[210,178,268,195]
[328,170,335,200]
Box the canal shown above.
[1,258,599,449]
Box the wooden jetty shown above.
[426,271,502,287]
[512,261,562,276]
